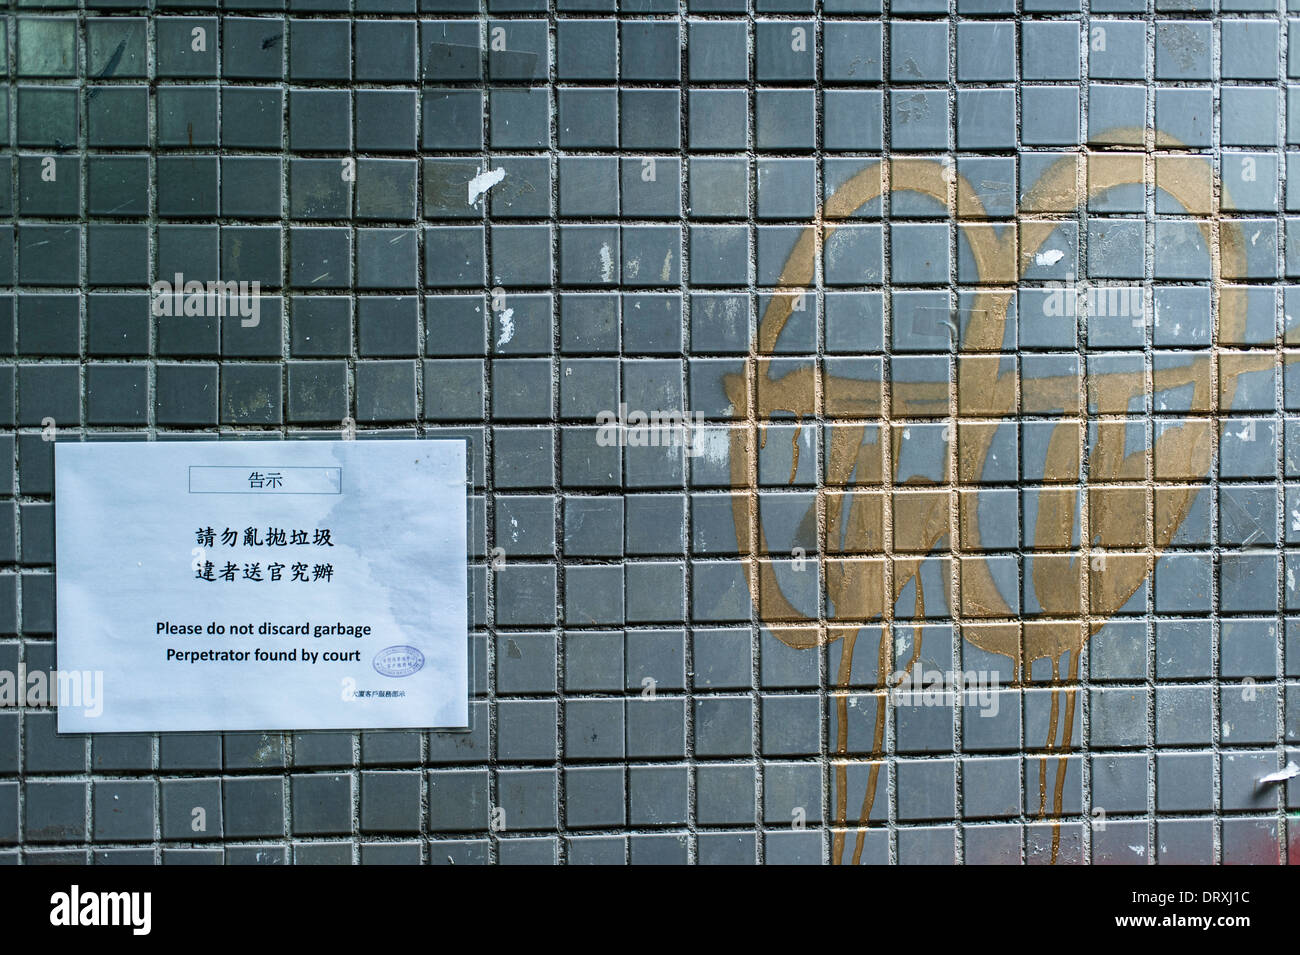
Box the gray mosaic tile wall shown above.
[2,0,1300,865]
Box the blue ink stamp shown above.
[373,646,424,678]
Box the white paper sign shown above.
[54,439,469,733]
